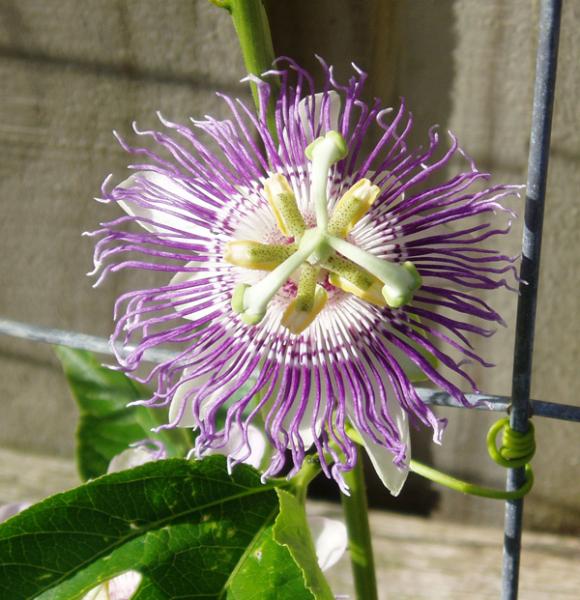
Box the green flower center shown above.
[226,131,422,334]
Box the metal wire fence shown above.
[501,1,562,597]
[0,0,568,598]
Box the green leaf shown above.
[0,457,324,600]
[54,347,189,479]
[225,523,316,600]
[274,490,335,600]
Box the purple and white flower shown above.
[89,58,518,493]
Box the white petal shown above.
[168,362,233,429]
[298,91,342,138]
[82,571,142,600]
[168,350,238,429]
[168,368,203,428]
[166,265,235,429]
[264,376,326,452]
[168,263,226,323]
[0,502,31,524]
[116,171,206,237]
[307,516,347,572]
[107,446,159,474]
[204,424,267,469]
[108,571,142,599]
[81,586,108,600]
[342,346,412,497]
[353,405,411,497]
[283,393,324,452]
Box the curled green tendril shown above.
[411,417,535,500]
[487,417,535,468]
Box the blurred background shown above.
[0,0,579,539]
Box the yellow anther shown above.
[294,263,320,311]
[328,178,380,237]
[327,236,422,309]
[282,287,328,335]
[323,255,384,306]
[263,174,306,238]
[328,273,386,307]
[224,240,297,271]
[281,264,328,335]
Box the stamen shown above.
[327,236,422,308]
[232,229,322,325]
[306,131,347,229]
[282,264,328,334]
[224,241,297,271]
[327,178,380,237]
[230,132,421,331]
[263,174,306,238]
[324,256,386,306]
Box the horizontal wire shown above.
[1,317,579,423]
[0,318,176,364]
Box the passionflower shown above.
[89,58,518,494]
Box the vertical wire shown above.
[502,1,562,598]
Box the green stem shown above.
[340,446,379,600]
[226,0,279,139]
[291,456,322,503]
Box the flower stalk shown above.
[291,456,323,504]
[341,448,379,600]
[217,0,279,138]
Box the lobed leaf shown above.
[274,490,334,600]
[54,347,188,479]
[0,457,324,600]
